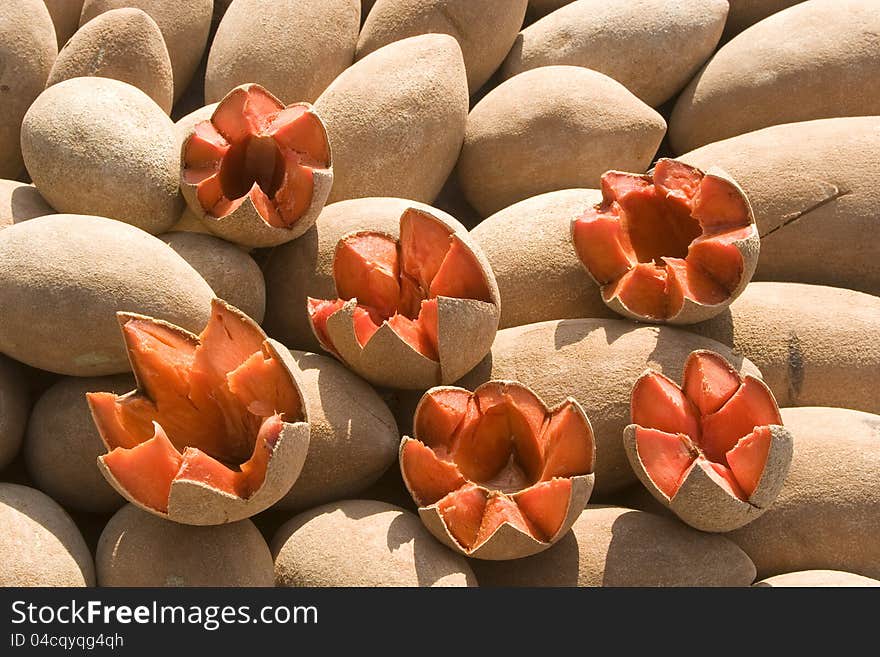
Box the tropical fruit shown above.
[572,160,758,323]
[473,505,756,586]
[502,0,728,107]
[272,500,477,586]
[458,66,665,217]
[0,356,29,471]
[314,34,468,204]
[307,206,500,389]
[400,382,594,559]
[754,570,880,587]
[97,504,273,586]
[44,0,86,48]
[0,180,54,231]
[624,350,792,532]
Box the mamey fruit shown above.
[88,300,310,525]
[357,0,528,94]
[315,34,468,204]
[97,504,273,586]
[670,0,880,153]
[624,350,792,532]
[272,500,477,586]
[0,180,54,231]
[48,9,174,114]
[458,319,761,495]
[0,215,213,376]
[0,483,94,586]
[474,505,756,586]
[44,0,86,48]
[573,160,758,324]
[0,356,29,471]
[458,66,665,217]
[754,570,880,587]
[307,206,500,389]
[400,382,594,559]
[502,0,728,107]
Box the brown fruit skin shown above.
[0,483,95,586]
[0,214,214,376]
[0,356,30,471]
[0,1,56,179]
[21,77,184,234]
[502,0,728,107]
[272,500,477,587]
[357,0,528,94]
[43,0,86,48]
[315,34,469,205]
[97,504,274,587]
[206,0,360,105]
[670,0,880,154]
[728,407,880,580]
[0,180,54,231]
[754,570,880,588]
[457,319,761,496]
[48,8,174,114]
[458,66,666,217]
[680,117,880,295]
[274,350,399,512]
[688,282,880,415]
[473,505,757,586]
[722,1,805,42]
[24,375,131,514]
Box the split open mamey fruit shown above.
[180,83,333,248]
[87,299,310,525]
[307,207,500,389]
[572,159,758,324]
[400,382,594,559]
[624,349,792,532]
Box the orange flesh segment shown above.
[604,263,671,319]
[571,213,635,283]
[540,402,594,480]
[635,427,697,499]
[399,208,453,292]
[682,351,742,416]
[334,233,400,318]
[474,494,536,549]
[307,298,344,354]
[726,426,772,499]
[437,485,487,550]
[631,371,701,438]
[428,237,492,301]
[387,313,438,360]
[664,257,729,314]
[414,387,471,449]
[693,173,752,231]
[400,440,466,506]
[701,377,781,464]
[514,478,572,542]
[705,460,747,501]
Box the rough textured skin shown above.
[722,1,804,41]
[160,232,266,323]
[0,214,214,376]
[0,180,54,231]
[44,0,86,48]
[24,375,131,513]
[457,319,761,495]
[503,0,728,107]
[0,484,95,587]
[272,500,477,587]
[680,117,880,295]
[458,66,666,217]
[473,505,756,586]
[0,1,56,178]
[728,407,880,579]
[97,504,274,586]
[357,0,527,94]
[22,78,184,234]
[206,0,360,105]
[49,9,173,114]
[670,0,880,153]
[754,570,880,587]
[169,206,212,235]
[0,356,29,470]
[80,0,212,103]
[315,35,469,204]
[275,351,399,512]
[689,283,880,414]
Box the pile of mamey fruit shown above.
[1,0,878,588]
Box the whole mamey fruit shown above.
[0,356,29,470]
[97,504,273,586]
[44,0,86,48]
[624,350,792,532]
[400,382,595,559]
[0,180,54,231]
[0,483,95,586]
[502,0,728,107]
[180,84,333,248]
[22,77,183,234]
[572,160,758,324]
[88,300,310,525]
[272,500,477,586]
[473,505,756,586]
[0,214,214,376]
[315,34,469,204]
[754,570,880,588]
[357,0,527,94]
[458,319,761,495]
[670,0,880,153]
[458,66,665,217]
[307,206,500,389]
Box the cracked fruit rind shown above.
[572,159,758,324]
[400,381,595,559]
[307,206,500,389]
[87,299,310,525]
[180,83,333,248]
[624,349,792,532]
